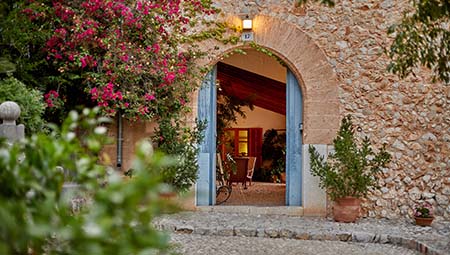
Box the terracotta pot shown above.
[414,217,434,227]
[333,197,361,223]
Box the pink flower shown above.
[45,90,59,99]
[98,101,108,107]
[46,99,54,108]
[144,93,156,101]
[81,55,95,68]
[152,43,160,54]
[114,91,123,100]
[44,90,59,108]
[120,54,129,62]
[55,28,67,37]
[164,72,176,83]
[139,106,149,115]
[90,87,99,100]
[178,66,187,75]
[136,1,143,10]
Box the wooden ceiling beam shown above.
[217,62,286,115]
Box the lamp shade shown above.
[242,18,252,30]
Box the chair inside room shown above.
[246,156,256,187]
[228,157,247,188]
[228,156,257,189]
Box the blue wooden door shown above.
[286,70,303,206]
[196,67,217,205]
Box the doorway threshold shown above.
[196,206,304,216]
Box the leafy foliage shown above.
[260,129,286,182]
[0,0,236,191]
[0,0,228,119]
[216,92,254,142]
[309,115,391,200]
[154,118,205,192]
[388,0,450,83]
[0,77,45,133]
[0,0,54,88]
[0,108,175,254]
[0,58,16,73]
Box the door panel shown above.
[196,67,217,205]
[286,70,303,206]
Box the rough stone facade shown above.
[204,0,449,220]
[105,0,449,220]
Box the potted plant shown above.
[414,202,434,226]
[261,129,286,182]
[270,158,286,183]
[309,115,391,222]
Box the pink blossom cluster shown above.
[90,83,123,107]
[44,90,59,108]
[21,0,217,119]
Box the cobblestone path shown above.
[155,212,450,255]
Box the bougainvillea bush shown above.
[1,0,236,191]
[18,0,219,119]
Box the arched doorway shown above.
[196,51,302,206]
[193,15,340,214]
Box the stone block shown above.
[303,144,327,216]
[234,227,257,237]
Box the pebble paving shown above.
[155,212,450,255]
[170,233,421,255]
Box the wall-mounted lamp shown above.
[242,15,253,30]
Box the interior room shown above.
[215,49,288,206]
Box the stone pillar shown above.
[0,101,25,143]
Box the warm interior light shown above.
[242,17,253,30]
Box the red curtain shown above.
[248,128,263,170]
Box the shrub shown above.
[309,115,391,200]
[154,118,205,192]
[0,108,175,254]
[0,77,45,132]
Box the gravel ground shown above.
[170,233,421,255]
[155,212,450,255]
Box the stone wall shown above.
[102,119,157,172]
[208,0,450,220]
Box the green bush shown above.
[0,77,45,132]
[0,108,175,255]
[154,118,205,193]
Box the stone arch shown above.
[193,15,340,144]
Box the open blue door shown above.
[286,70,303,206]
[196,67,217,205]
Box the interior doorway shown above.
[196,48,303,207]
